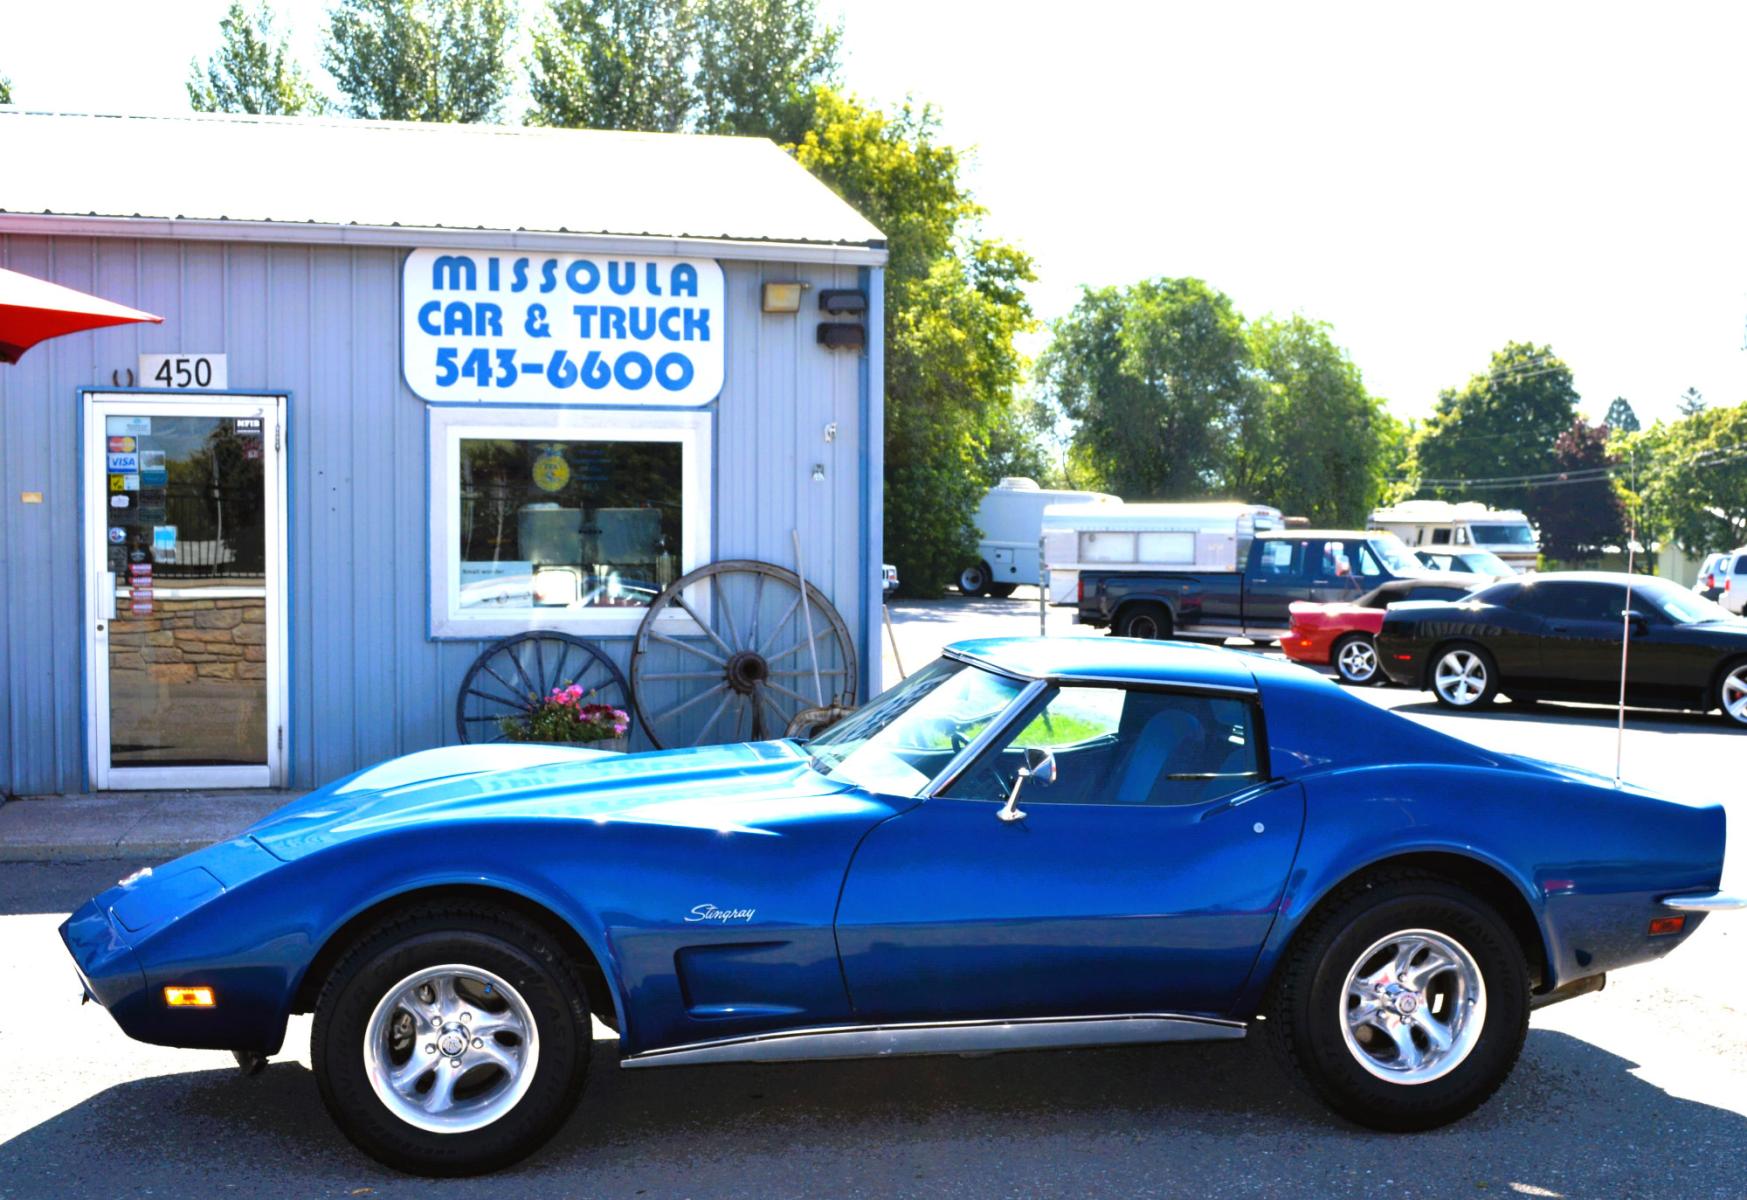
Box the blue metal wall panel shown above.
[0,233,876,794]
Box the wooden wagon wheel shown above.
[630,559,857,749]
[455,631,632,744]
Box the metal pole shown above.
[1614,445,1637,786]
[792,529,825,705]
[1039,536,1048,637]
[882,601,906,679]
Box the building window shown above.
[429,407,711,638]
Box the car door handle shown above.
[1546,623,1572,634]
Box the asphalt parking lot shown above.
[2,590,1742,1199]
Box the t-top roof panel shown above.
[0,110,886,252]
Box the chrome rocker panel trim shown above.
[1659,891,1747,912]
[620,1012,1247,1069]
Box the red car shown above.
[1286,575,1486,684]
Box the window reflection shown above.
[457,438,682,611]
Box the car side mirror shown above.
[1625,610,1650,634]
[1023,745,1057,787]
[998,747,1056,823]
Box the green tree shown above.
[1536,418,1624,562]
[1039,278,1256,501]
[324,0,514,122]
[0,74,12,105]
[1604,396,1640,434]
[792,90,1035,595]
[526,0,693,131]
[1677,386,1706,417]
[1245,314,1399,525]
[694,0,839,142]
[1408,342,1579,517]
[188,2,326,115]
[1617,401,1747,553]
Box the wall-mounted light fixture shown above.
[762,281,808,313]
[818,288,867,314]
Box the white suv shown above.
[1720,549,1747,615]
[1694,551,1729,601]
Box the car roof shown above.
[1513,571,1676,586]
[944,636,1259,693]
[1257,529,1375,540]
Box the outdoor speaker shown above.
[818,289,868,314]
[817,322,866,349]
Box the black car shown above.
[1376,572,1747,728]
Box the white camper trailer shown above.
[1367,500,1540,573]
[959,478,1120,596]
[1040,501,1286,605]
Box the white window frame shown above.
[428,405,712,638]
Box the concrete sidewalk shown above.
[0,790,301,862]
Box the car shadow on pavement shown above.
[4,1029,1743,1198]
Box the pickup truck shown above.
[1076,529,1428,642]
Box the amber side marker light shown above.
[164,986,216,1007]
[1648,916,1685,937]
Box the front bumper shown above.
[61,899,151,1027]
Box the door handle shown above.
[101,572,118,621]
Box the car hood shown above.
[250,740,877,862]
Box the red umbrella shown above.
[0,266,162,363]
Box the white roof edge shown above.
[0,213,890,267]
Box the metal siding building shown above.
[0,112,885,796]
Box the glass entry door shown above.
[84,392,287,789]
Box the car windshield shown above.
[1458,549,1513,575]
[1469,522,1536,546]
[802,657,1027,797]
[1366,533,1424,575]
[1638,578,1739,625]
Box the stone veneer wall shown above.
[109,597,267,685]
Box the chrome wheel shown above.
[1722,664,1747,727]
[363,964,539,1134]
[1336,637,1379,684]
[1340,928,1486,1085]
[1433,649,1488,706]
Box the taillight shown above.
[1077,576,1084,602]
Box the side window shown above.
[1430,528,1452,545]
[1568,584,1627,621]
[1454,526,1470,545]
[1736,554,1747,575]
[1256,541,1301,577]
[1319,542,1354,577]
[942,688,1262,807]
[1352,542,1386,578]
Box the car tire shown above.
[1718,659,1747,729]
[1265,871,1529,1132]
[1115,602,1172,640]
[311,902,591,1176]
[1331,634,1381,686]
[1429,643,1499,710]
[988,582,1019,599]
[958,563,990,596]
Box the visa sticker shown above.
[107,453,140,472]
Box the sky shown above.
[5,0,1745,427]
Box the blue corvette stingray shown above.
[64,638,1739,1175]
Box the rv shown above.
[1040,501,1285,605]
[1367,500,1540,573]
[960,478,1119,596]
